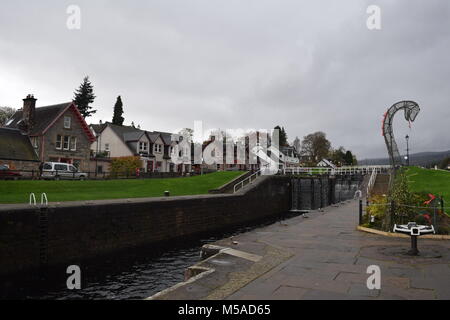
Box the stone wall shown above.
[0,175,290,276]
[44,108,91,171]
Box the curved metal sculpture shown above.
[382,101,420,167]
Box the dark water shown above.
[0,212,301,300]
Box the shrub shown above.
[110,156,142,177]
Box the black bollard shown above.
[408,235,419,256]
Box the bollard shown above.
[409,235,419,256]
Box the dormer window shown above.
[64,116,71,129]
[139,142,148,152]
[154,144,162,153]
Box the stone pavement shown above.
[223,200,450,300]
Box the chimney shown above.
[22,94,37,133]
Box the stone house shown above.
[0,127,40,174]
[5,95,96,171]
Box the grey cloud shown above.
[0,0,449,159]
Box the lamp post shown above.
[405,135,410,166]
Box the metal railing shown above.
[366,168,378,196]
[0,169,204,181]
[233,170,261,193]
[283,165,390,176]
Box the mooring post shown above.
[409,235,419,256]
[359,199,363,225]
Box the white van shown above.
[41,162,88,180]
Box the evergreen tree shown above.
[73,76,97,118]
[344,150,354,165]
[112,96,125,126]
[274,126,288,146]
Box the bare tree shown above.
[300,131,331,163]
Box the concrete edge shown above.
[146,267,216,300]
[357,225,450,240]
[146,243,293,300]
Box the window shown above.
[55,164,67,171]
[56,135,63,150]
[105,143,110,151]
[139,142,148,152]
[70,137,77,151]
[154,144,162,153]
[64,116,71,129]
[43,163,52,170]
[63,136,70,150]
[69,165,77,172]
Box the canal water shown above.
[0,211,301,300]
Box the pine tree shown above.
[344,150,354,165]
[112,96,125,126]
[73,76,97,118]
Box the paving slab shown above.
[151,199,450,300]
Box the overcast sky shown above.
[1,0,449,159]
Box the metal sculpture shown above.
[382,101,420,167]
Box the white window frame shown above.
[105,143,110,152]
[154,144,162,153]
[56,135,63,150]
[139,142,148,152]
[64,116,71,129]
[70,137,77,151]
[63,136,70,150]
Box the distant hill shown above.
[359,150,450,167]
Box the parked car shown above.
[0,164,22,180]
[41,162,88,180]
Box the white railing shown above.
[366,168,378,196]
[233,170,262,193]
[29,192,49,206]
[283,165,389,176]
[41,193,48,206]
[29,193,37,206]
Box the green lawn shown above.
[0,171,245,204]
[406,167,450,201]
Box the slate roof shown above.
[0,128,39,161]
[6,102,95,143]
[6,103,71,136]
[104,122,175,145]
[90,123,107,135]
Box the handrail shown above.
[233,170,261,193]
[283,165,390,176]
[41,193,48,206]
[366,168,378,197]
[29,193,36,206]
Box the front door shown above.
[147,161,154,172]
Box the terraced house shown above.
[90,122,187,173]
[5,95,96,171]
